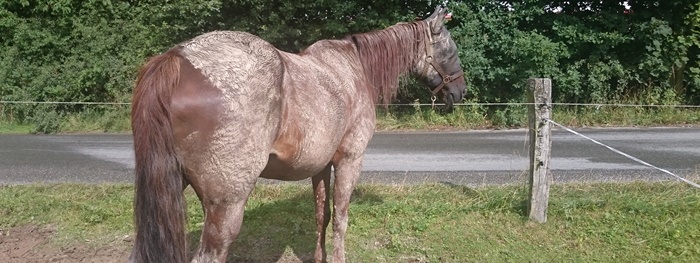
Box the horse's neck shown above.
[350,22,425,104]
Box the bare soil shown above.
[0,225,309,263]
[0,225,129,263]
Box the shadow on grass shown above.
[186,187,384,263]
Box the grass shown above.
[551,105,700,128]
[1,182,699,262]
[0,106,131,134]
[0,120,32,134]
[1,104,698,134]
[376,104,700,131]
[57,108,131,133]
[376,104,491,131]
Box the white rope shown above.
[547,119,700,189]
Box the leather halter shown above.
[420,26,464,97]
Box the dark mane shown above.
[348,21,427,105]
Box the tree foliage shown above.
[0,0,698,127]
[448,0,700,104]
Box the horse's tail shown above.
[130,50,188,263]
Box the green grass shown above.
[57,108,131,133]
[0,106,131,134]
[376,104,491,130]
[1,182,699,262]
[377,104,700,131]
[552,106,700,127]
[1,104,698,134]
[0,121,32,134]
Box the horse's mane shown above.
[348,21,427,105]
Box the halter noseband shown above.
[420,26,464,98]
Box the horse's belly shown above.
[259,152,331,181]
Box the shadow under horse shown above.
[185,187,385,262]
[129,6,466,263]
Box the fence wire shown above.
[383,102,700,108]
[547,119,700,189]
[1,100,700,108]
[0,101,131,105]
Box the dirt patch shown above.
[0,225,129,263]
[0,225,311,262]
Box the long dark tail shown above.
[130,50,187,263]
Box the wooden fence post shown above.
[527,78,552,223]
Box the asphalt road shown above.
[1,127,698,186]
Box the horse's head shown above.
[415,7,467,110]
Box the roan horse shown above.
[129,7,465,263]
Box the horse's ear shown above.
[427,6,441,19]
[428,7,446,34]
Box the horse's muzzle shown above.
[452,89,465,103]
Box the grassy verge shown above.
[1,182,699,262]
[2,104,699,134]
[0,106,131,134]
[0,105,700,134]
[377,104,700,131]
[0,121,32,134]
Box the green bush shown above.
[1,1,698,132]
[448,0,700,105]
[28,105,62,134]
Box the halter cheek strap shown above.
[420,26,465,97]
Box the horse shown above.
[129,6,466,263]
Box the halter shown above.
[420,25,465,102]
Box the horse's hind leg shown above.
[188,162,262,263]
[192,199,249,262]
[312,164,332,263]
[330,158,363,263]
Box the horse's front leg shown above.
[330,157,363,263]
[312,164,332,263]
